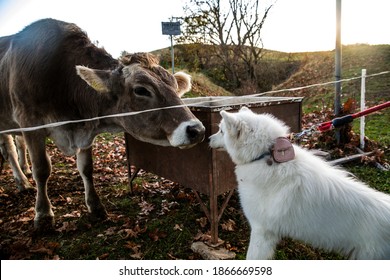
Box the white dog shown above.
[209,107,390,260]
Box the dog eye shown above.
[134,87,151,97]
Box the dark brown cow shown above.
[0,18,205,231]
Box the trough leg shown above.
[124,133,138,194]
[77,148,107,221]
[0,134,33,191]
[23,132,54,230]
[128,168,140,193]
[194,189,235,245]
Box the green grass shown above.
[353,113,390,146]
[346,164,390,193]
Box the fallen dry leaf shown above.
[148,228,167,242]
[118,228,138,239]
[62,211,81,218]
[130,252,143,259]
[124,241,143,259]
[57,221,77,233]
[18,217,33,222]
[138,200,155,216]
[173,224,183,231]
[221,219,236,232]
[196,217,208,228]
[97,253,109,260]
[30,246,52,255]
[104,226,117,236]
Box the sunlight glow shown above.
[0,0,389,55]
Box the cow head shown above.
[76,53,204,148]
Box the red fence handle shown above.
[317,121,333,132]
[352,101,390,119]
[317,101,390,132]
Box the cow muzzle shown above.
[168,119,205,149]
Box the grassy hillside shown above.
[179,70,233,97]
[154,45,300,94]
[271,44,390,146]
[273,44,390,104]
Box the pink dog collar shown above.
[252,137,295,165]
[271,137,295,163]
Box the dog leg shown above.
[246,228,279,260]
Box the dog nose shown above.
[186,124,205,143]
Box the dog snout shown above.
[208,135,214,145]
[208,134,223,150]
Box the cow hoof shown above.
[16,179,34,192]
[34,215,55,233]
[88,207,108,223]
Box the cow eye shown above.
[134,87,151,97]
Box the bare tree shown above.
[178,0,275,92]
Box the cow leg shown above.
[15,135,32,175]
[0,134,33,191]
[23,132,54,230]
[77,147,107,221]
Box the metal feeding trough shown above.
[125,96,303,244]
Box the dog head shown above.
[209,107,290,165]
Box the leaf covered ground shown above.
[1,125,388,260]
[1,134,250,260]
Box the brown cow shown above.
[0,18,205,231]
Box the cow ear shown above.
[174,72,191,97]
[76,66,110,93]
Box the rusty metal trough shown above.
[125,96,303,244]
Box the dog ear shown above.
[239,106,252,113]
[220,110,246,139]
[220,111,237,132]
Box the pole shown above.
[335,0,342,116]
[360,69,366,150]
[335,0,342,144]
[170,35,175,74]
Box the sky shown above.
[0,0,389,58]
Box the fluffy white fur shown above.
[209,107,390,260]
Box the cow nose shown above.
[186,124,205,143]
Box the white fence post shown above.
[360,69,366,150]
